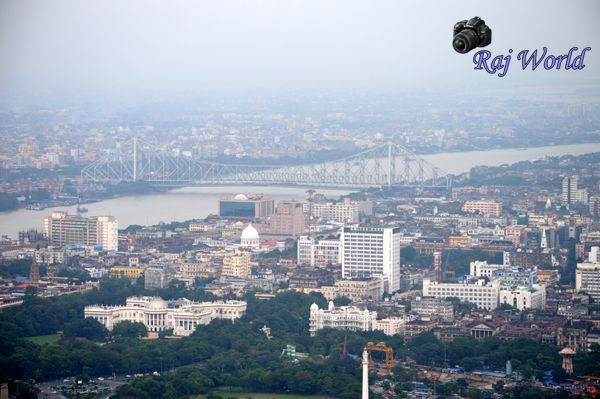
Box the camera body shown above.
[453,16,492,54]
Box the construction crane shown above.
[366,342,394,374]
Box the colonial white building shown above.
[341,226,401,293]
[422,279,500,311]
[240,224,260,248]
[309,301,377,336]
[84,296,246,336]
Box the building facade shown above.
[43,212,118,251]
[84,296,247,336]
[309,301,377,336]
[268,201,305,237]
[218,194,274,218]
[341,226,401,293]
[297,236,342,267]
[222,249,252,278]
[320,278,384,302]
[576,261,600,302]
[462,200,503,217]
[422,279,500,310]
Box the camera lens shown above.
[452,29,479,53]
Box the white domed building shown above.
[84,296,247,336]
[241,223,260,248]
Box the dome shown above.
[146,297,168,309]
[234,194,248,201]
[310,303,319,311]
[241,224,259,240]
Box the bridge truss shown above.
[81,138,450,189]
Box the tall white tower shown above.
[362,349,369,399]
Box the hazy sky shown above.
[1,0,599,101]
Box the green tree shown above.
[112,321,148,339]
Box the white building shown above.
[320,278,384,302]
[422,279,500,311]
[470,260,506,277]
[576,257,600,302]
[562,175,588,205]
[309,301,377,336]
[84,296,247,336]
[306,200,367,224]
[240,224,260,248]
[374,316,415,336]
[462,200,502,217]
[43,211,118,251]
[297,236,342,267]
[341,226,401,293]
[499,285,546,311]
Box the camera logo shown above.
[453,16,492,54]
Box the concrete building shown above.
[341,226,401,293]
[462,200,502,217]
[269,201,305,237]
[84,296,247,336]
[411,297,454,322]
[306,200,362,224]
[562,175,588,205]
[109,266,145,279]
[222,249,252,278]
[144,266,176,290]
[422,279,500,311]
[218,194,274,218]
[297,236,342,267]
[320,278,384,302]
[309,301,377,336]
[470,260,506,277]
[43,211,118,250]
[499,285,546,310]
[576,257,600,302]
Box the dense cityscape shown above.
[2,1,600,399]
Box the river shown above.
[1,142,599,239]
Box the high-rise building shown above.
[562,175,588,205]
[297,236,342,267]
[589,196,600,217]
[576,249,600,302]
[433,251,442,283]
[218,194,274,218]
[268,201,305,237]
[43,212,118,251]
[305,200,372,224]
[222,249,252,278]
[341,226,401,293]
[563,175,579,205]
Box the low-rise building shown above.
[411,297,454,322]
[422,278,499,311]
[320,278,383,302]
[309,301,377,336]
[84,296,247,336]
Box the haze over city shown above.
[0,1,599,399]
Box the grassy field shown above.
[207,388,332,399]
[24,334,61,345]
